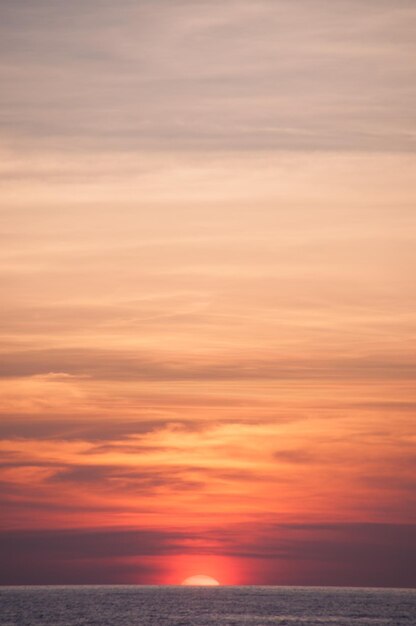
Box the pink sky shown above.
[0,0,415,587]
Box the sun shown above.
[181,575,220,586]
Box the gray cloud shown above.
[0,346,415,381]
[0,415,202,442]
[0,0,415,153]
[0,526,182,584]
[1,522,415,586]
[214,521,416,587]
[46,463,205,493]
[273,448,321,464]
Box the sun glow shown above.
[182,575,220,586]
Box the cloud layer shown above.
[1,0,415,152]
[1,0,415,586]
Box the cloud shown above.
[1,0,415,590]
[0,0,415,153]
[46,463,205,493]
[214,521,416,587]
[273,448,320,464]
[0,526,184,584]
[0,415,200,442]
[0,347,415,381]
[1,522,415,586]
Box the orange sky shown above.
[0,0,415,587]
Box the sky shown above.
[0,0,415,587]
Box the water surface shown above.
[1,585,415,626]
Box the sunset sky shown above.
[1,0,415,587]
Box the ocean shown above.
[0,585,415,626]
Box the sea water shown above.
[0,585,415,626]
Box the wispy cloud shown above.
[1,1,415,152]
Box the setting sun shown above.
[182,575,220,586]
